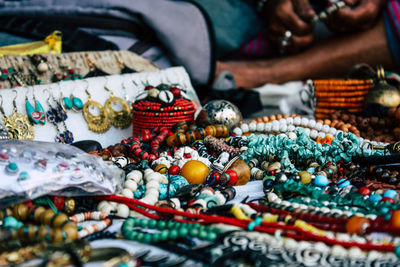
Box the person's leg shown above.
[216,17,396,89]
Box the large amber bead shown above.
[180,160,209,184]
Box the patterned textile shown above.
[385,0,400,65]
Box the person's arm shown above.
[216,17,396,88]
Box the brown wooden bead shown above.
[13,203,29,221]
[32,206,46,223]
[269,115,276,121]
[42,209,56,226]
[323,119,331,125]
[256,117,263,123]
[262,116,269,122]
[205,126,216,136]
[176,132,187,145]
[276,114,283,120]
[214,125,224,137]
[52,228,64,243]
[166,134,177,147]
[63,222,78,241]
[283,114,289,118]
[395,107,400,120]
[38,225,49,239]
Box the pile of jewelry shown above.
[2,99,400,266]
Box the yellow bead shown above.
[390,210,400,228]
[155,164,168,174]
[299,171,312,184]
[180,160,209,184]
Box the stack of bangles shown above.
[312,79,374,119]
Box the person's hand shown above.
[325,0,386,32]
[264,0,316,53]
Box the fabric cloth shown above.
[385,0,400,66]
[0,0,215,86]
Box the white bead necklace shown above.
[98,168,167,217]
[233,117,389,147]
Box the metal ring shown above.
[279,30,292,55]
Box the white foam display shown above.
[0,67,200,147]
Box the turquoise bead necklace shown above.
[121,217,222,244]
[272,180,400,217]
[242,128,388,172]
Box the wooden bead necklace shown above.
[166,123,229,147]
[1,203,78,244]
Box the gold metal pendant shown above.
[366,66,400,108]
[82,97,110,133]
[104,92,131,129]
[4,111,35,140]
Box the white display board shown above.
[0,67,200,147]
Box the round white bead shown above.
[241,123,249,133]
[272,124,280,132]
[367,250,381,261]
[100,204,114,215]
[97,200,109,210]
[116,204,130,218]
[146,188,160,198]
[317,132,326,139]
[286,117,294,124]
[146,180,160,190]
[144,168,154,177]
[315,122,323,131]
[215,192,226,205]
[288,132,297,140]
[248,122,257,132]
[293,117,301,125]
[336,233,351,242]
[322,125,330,133]
[331,245,347,257]
[265,123,272,132]
[122,188,134,198]
[256,122,265,132]
[287,125,295,132]
[126,170,143,183]
[314,242,329,253]
[284,239,298,251]
[279,124,288,132]
[267,192,278,202]
[308,119,316,128]
[109,201,118,208]
[310,129,318,139]
[300,117,309,126]
[272,120,279,126]
[124,180,138,192]
[348,247,363,260]
[279,118,287,125]
[329,127,337,135]
[146,172,161,182]
[304,128,311,135]
[233,127,243,136]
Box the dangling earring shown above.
[25,87,46,125]
[44,89,74,144]
[0,96,10,140]
[116,56,136,74]
[82,83,110,133]
[2,90,34,140]
[84,56,110,78]
[103,81,131,129]
[59,82,83,112]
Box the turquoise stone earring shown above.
[25,88,46,125]
[61,91,83,112]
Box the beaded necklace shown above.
[1,203,78,244]
[121,217,221,244]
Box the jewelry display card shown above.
[0,50,159,89]
[0,66,200,147]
